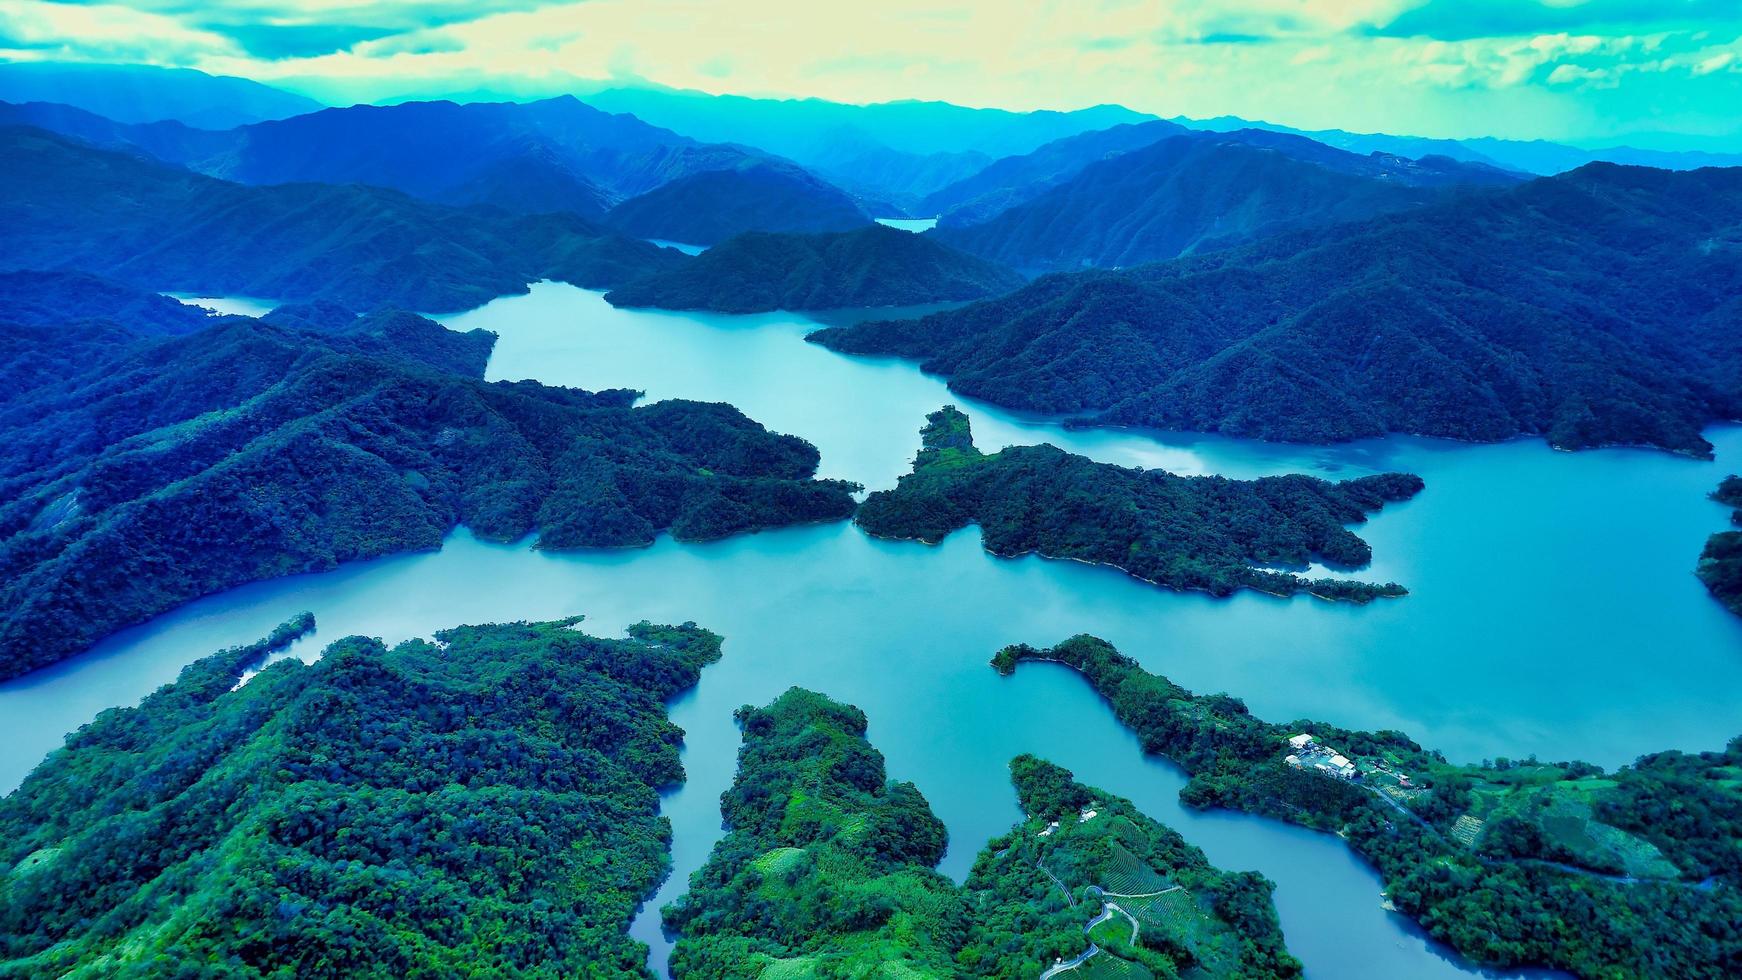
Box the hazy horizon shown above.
[1,1,1739,149]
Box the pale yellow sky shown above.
[3,0,1741,143]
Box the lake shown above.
[8,281,1741,978]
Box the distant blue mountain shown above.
[581,87,1155,206]
[929,130,1516,274]
[0,125,683,311]
[0,62,319,129]
[0,96,872,233]
[1175,113,1742,175]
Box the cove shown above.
[5,282,1741,978]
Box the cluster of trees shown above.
[855,406,1421,602]
[605,225,1023,313]
[1700,475,1742,616]
[814,164,1742,456]
[0,275,857,679]
[664,688,1299,978]
[0,126,686,311]
[0,615,724,976]
[995,636,1742,977]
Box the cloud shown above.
[1376,0,1741,41]
[0,0,237,62]
[7,0,1742,147]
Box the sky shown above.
[2,0,1741,147]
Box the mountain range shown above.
[1179,113,1742,175]
[0,126,684,311]
[814,163,1742,456]
[581,86,1154,207]
[927,131,1512,274]
[0,61,320,128]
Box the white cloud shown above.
[0,0,238,62]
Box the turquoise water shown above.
[646,239,708,256]
[876,217,940,232]
[168,293,278,318]
[8,281,1741,977]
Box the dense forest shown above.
[664,687,1298,978]
[855,407,1421,601]
[0,125,687,311]
[1698,475,1742,616]
[663,688,966,976]
[995,636,1742,978]
[606,226,1024,313]
[815,164,1742,456]
[0,615,723,977]
[605,165,873,246]
[0,278,856,679]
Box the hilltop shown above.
[606,225,1023,312]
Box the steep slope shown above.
[0,126,683,311]
[605,225,1022,312]
[815,164,1742,455]
[604,164,872,245]
[0,61,320,128]
[921,119,1189,223]
[0,280,856,678]
[854,407,1421,602]
[664,689,1298,978]
[928,133,1453,274]
[0,615,721,976]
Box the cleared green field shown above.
[1104,842,1171,895]
[752,846,808,876]
[1076,951,1154,980]
[1463,781,1679,879]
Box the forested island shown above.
[604,225,1023,313]
[1698,475,1742,616]
[0,125,686,311]
[663,687,1299,978]
[0,615,723,976]
[0,275,857,679]
[814,164,1742,456]
[855,407,1421,601]
[994,636,1742,978]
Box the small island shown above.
[663,687,1300,978]
[994,635,1742,978]
[1697,474,1742,616]
[855,406,1422,602]
[0,615,725,976]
